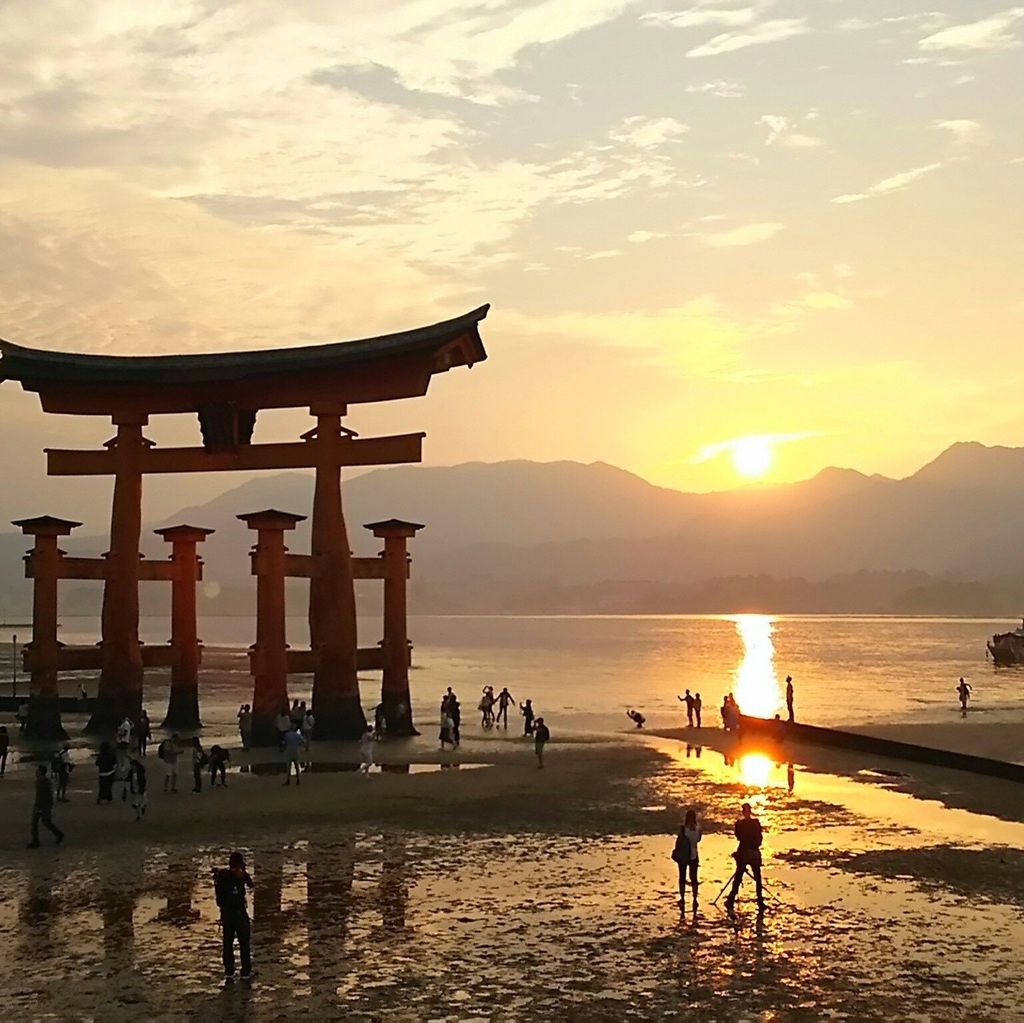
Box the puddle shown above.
[240,761,490,776]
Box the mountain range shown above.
[3,441,1024,617]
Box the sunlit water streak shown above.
[732,614,782,719]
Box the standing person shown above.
[495,687,515,728]
[282,724,303,786]
[213,851,255,982]
[28,765,64,848]
[78,682,88,707]
[449,696,461,746]
[130,756,148,821]
[720,696,730,731]
[191,737,207,793]
[693,692,703,728]
[672,809,702,907]
[290,700,303,730]
[957,677,972,713]
[479,687,496,728]
[275,709,291,751]
[374,702,386,739]
[137,709,152,757]
[533,717,550,769]
[16,700,29,734]
[302,707,316,749]
[785,676,795,724]
[359,725,376,775]
[725,802,765,914]
[96,741,117,804]
[0,725,9,778]
[116,715,133,766]
[209,745,230,787]
[439,709,454,750]
[158,734,180,793]
[678,690,695,727]
[238,705,253,752]
[54,743,73,802]
[520,699,535,736]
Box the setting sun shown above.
[731,437,774,479]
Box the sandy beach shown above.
[2,719,1023,1022]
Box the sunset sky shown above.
[1,1,1022,525]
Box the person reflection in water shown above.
[672,809,702,908]
[214,851,254,982]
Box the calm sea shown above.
[3,615,1022,738]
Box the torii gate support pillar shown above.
[156,525,214,730]
[241,510,304,747]
[13,516,81,740]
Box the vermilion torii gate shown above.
[0,306,489,740]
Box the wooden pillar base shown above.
[249,713,282,749]
[161,685,202,730]
[86,689,142,734]
[312,691,367,741]
[381,695,418,737]
[25,696,68,741]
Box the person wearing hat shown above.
[213,851,255,981]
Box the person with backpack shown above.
[725,802,766,914]
[533,716,550,769]
[672,809,702,907]
[208,745,230,787]
[28,764,64,848]
[213,851,255,982]
[158,734,180,793]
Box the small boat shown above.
[987,619,1024,665]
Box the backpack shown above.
[157,740,169,761]
[213,869,234,910]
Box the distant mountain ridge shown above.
[3,442,1024,616]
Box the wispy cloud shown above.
[832,163,944,204]
[685,79,746,98]
[920,8,1024,51]
[758,114,824,148]
[700,221,785,246]
[934,118,986,144]
[643,7,760,29]
[695,431,822,462]
[609,116,690,149]
[687,19,809,57]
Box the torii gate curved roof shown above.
[0,304,489,415]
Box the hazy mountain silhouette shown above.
[3,442,1024,615]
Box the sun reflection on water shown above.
[737,751,774,788]
[733,614,782,718]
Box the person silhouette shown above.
[785,676,795,723]
[725,802,765,914]
[956,677,972,714]
[679,690,695,727]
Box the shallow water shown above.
[2,740,1023,1021]
[3,613,1024,745]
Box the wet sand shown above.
[1,727,1023,1021]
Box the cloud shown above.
[643,7,760,30]
[757,114,824,148]
[832,163,944,204]
[627,230,666,243]
[919,8,1024,51]
[695,431,822,463]
[687,19,809,57]
[685,79,746,97]
[700,222,785,247]
[609,116,690,149]
[934,118,986,144]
